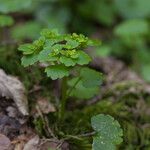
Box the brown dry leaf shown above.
[0,69,28,115]
[14,141,25,150]
[12,130,37,150]
[0,134,11,150]
[39,139,69,150]
[37,98,56,114]
[40,140,59,150]
[23,135,40,150]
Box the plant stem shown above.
[36,105,56,138]
[59,77,68,120]
[59,77,81,121]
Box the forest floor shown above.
[0,57,150,150]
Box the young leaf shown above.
[38,48,59,62]
[45,65,70,80]
[21,54,39,67]
[40,28,59,39]
[38,40,59,62]
[91,114,123,150]
[18,44,35,55]
[65,39,80,49]
[59,56,77,66]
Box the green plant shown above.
[0,0,150,148]
[18,29,123,149]
[91,114,123,150]
[18,29,99,118]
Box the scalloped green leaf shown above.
[18,44,35,55]
[38,49,58,62]
[44,40,56,48]
[65,39,80,49]
[91,114,123,150]
[40,28,59,39]
[21,54,39,67]
[59,56,77,66]
[68,77,99,99]
[80,67,103,88]
[38,40,58,62]
[76,51,91,65]
[0,15,14,27]
[45,65,70,80]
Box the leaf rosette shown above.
[18,29,100,80]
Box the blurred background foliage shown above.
[0,0,150,81]
[0,0,150,149]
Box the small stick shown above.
[36,105,56,139]
[78,131,96,137]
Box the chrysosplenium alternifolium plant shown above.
[18,29,123,149]
[19,29,98,75]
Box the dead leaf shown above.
[0,69,28,115]
[37,98,56,114]
[12,130,37,150]
[14,141,25,150]
[0,134,11,150]
[39,139,69,150]
[6,106,17,118]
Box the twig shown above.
[77,131,96,137]
[36,105,56,139]
[56,140,64,149]
[29,85,42,94]
[39,138,64,150]
[39,138,60,147]
[44,116,56,139]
